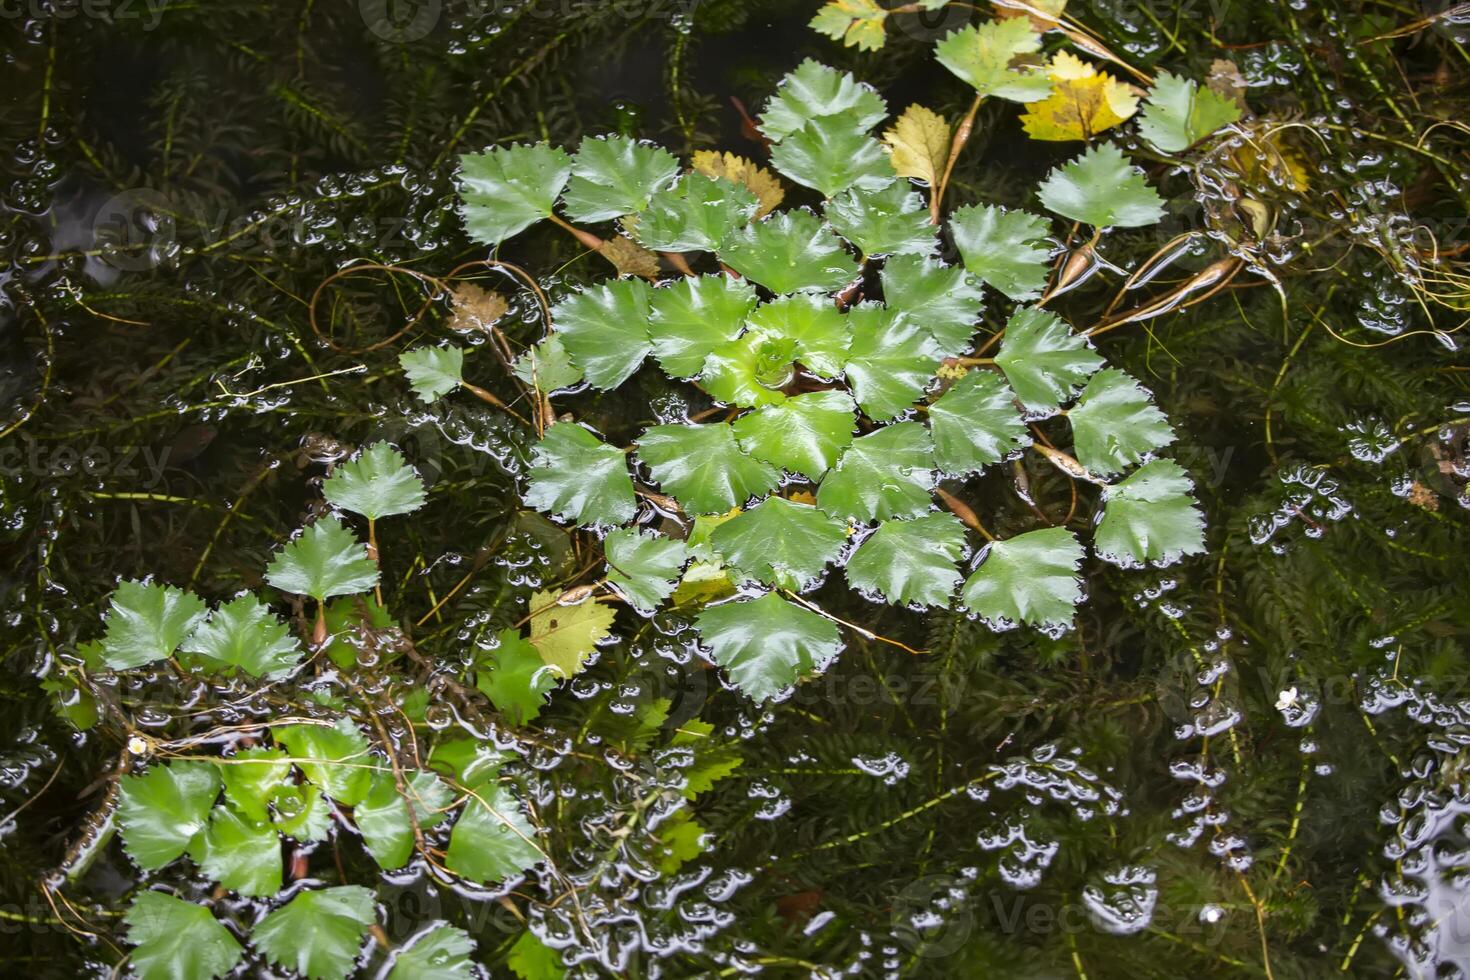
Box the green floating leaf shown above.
[605,529,689,615]
[747,293,851,378]
[843,304,942,421]
[1137,72,1242,154]
[768,117,895,199]
[265,517,379,603]
[507,930,566,980]
[636,173,759,253]
[181,594,302,678]
[817,422,936,521]
[759,59,888,141]
[99,580,207,670]
[561,135,681,223]
[445,783,543,885]
[458,144,572,245]
[1094,459,1206,567]
[700,332,795,409]
[695,593,843,702]
[118,761,220,870]
[551,278,653,390]
[647,275,759,378]
[636,423,780,515]
[323,442,427,521]
[320,595,394,671]
[718,210,860,295]
[477,628,558,725]
[272,784,333,842]
[251,886,376,980]
[528,589,616,678]
[355,770,453,871]
[846,513,967,608]
[512,335,584,394]
[826,180,936,258]
[220,748,291,823]
[810,0,888,52]
[428,737,508,791]
[880,254,986,357]
[400,346,464,404]
[949,203,1052,302]
[708,496,848,591]
[929,370,1031,476]
[1069,368,1176,476]
[275,719,375,808]
[1036,142,1166,228]
[524,422,637,528]
[995,307,1104,413]
[731,390,856,481]
[961,527,1084,630]
[935,19,1052,102]
[388,925,477,980]
[189,805,281,897]
[125,892,243,980]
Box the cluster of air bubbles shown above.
[1248,463,1354,546]
[1131,576,1188,618]
[1082,865,1158,935]
[1240,42,1304,90]
[851,751,911,786]
[1345,417,1401,464]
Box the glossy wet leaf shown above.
[718,210,860,295]
[220,748,291,823]
[846,513,967,608]
[636,173,759,253]
[768,117,895,199]
[428,738,509,791]
[732,390,857,481]
[695,592,843,702]
[561,135,680,222]
[691,150,785,218]
[929,370,1031,475]
[512,335,584,393]
[1094,459,1206,567]
[355,770,453,870]
[189,805,281,897]
[759,59,888,141]
[880,254,987,356]
[994,307,1104,412]
[265,517,379,602]
[528,588,616,677]
[882,104,949,186]
[180,594,301,678]
[647,274,759,378]
[636,423,781,514]
[271,783,333,842]
[387,925,477,980]
[825,181,937,258]
[699,331,795,409]
[445,783,543,885]
[1036,142,1166,228]
[747,293,851,378]
[962,527,1084,629]
[523,422,636,528]
[810,0,888,51]
[1020,52,1140,141]
[322,441,427,520]
[604,528,689,615]
[655,810,708,874]
[251,885,376,980]
[99,580,207,670]
[1138,71,1242,153]
[1069,368,1177,476]
[477,628,557,725]
[458,143,572,245]
[117,761,220,870]
[399,346,464,403]
[551,278,653,390]
[275,719,375,807]
[842,305,942,420]
[817,422,936,521]
[708,496,848,591]
[125,891,243,980]
[507,931,566,980]
[320,594,394,671]
[949,203,1052,302]
[934,18,1052,102]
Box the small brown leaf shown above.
[598,235,661,280]
[1206,58,1251,112]
[447,283,509,334]
[881,105,951,187]
[691,151,785,218]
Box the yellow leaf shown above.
[1019,52,1140,141]
[598,235,661,280]
[809,0,888,52]
[882,105,951,187]
[528,589,615,677]
[1231,127,1310,192]
[995,0,1068,31]
[691,152,785,219]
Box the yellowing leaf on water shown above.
[809,0,888,52]
[691,152,785,219]
[1020,52,1140,141]
[994,0,1068,31]
[528,589,615,677]
[598,235,661,279]
[1231,125,1310,192]
[881,105,950,187]
[448,283,509,334]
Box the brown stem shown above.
[462,382,533,426]
[932,94,983,225]
[936,487,994,541]
[368,518,382,607]
[312,603,328,649]
[548,213,605,252]
[662,251,696,277]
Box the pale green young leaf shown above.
[189,805,281,897]
[935,19,1052,102]
[647,275,760,378]
[768,117,896,199]
[698,331,796,409]
[220,748,291,823]
[275,719,376,807]
[251,886,376,980]
[605,529,689,615]
[655,809,708,874]
[817,422,936,521]
[759,60,888,141]
[445,783,543,885]
[1137,72,1242,154]
[561,135,681,222]
[271,783,333,841]
[99,580,207,670]
[1069,368,1176,476]
[846,513,967,608]
[746,292,851,378]
[512,335,584,393]
[125,892,243,980]
[731,390,857,481]
[880,254,987,356]
[322,442,427,520]
[458,144,572,245]
[265,517,379,602]
[400,346,464,403]
[507,931,566,980]
[387,925,477,980]
[477,628,558,725]
[929,370,1031,475]
[994,307,1105,412]
[523,422,637,528]
[1036,142,1166,228]
[825,180,937,258]
[718,210,860,295]
[961,527,1084,629]
[635,173,759,253]
[708,496,848,591]
[842,304,943,420]
[949,203,1053,301]
[695,593,843,702]
[551,278,653,390]
[181,594,301,679]
[1094,459,1206,567]
[117,761,220,870]
[636,423,781,515]
[355,770,453,871]
[528,588,616,677]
